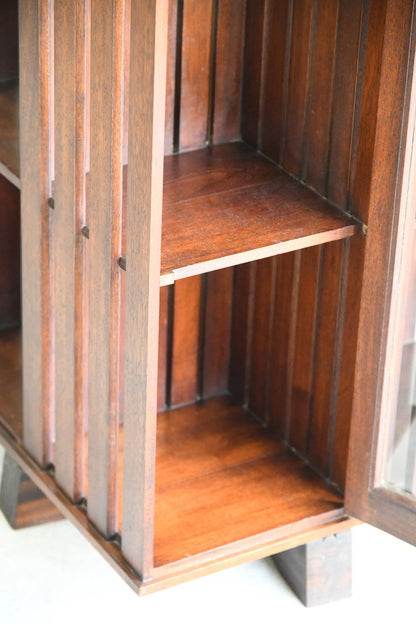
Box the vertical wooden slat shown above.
[282,0,314,177]
[202,268,233,399]
[164,0,178,155]
[268,251,300,439]
[170,275,202,407]
[332,236,364,489]
[248,257,275,422]
[157,286,169,411]
[229,263,256,404]
[20,0,53,466]
[54,0,88,501]
[88,0,125,536]
[289,246,321,456]
[212,0,245,144]
[304,0,338,195]
[307,240,345,475]
[261,0,292,163]
[327,0,363,209]
[122,0,168,579]
[241,0,266,147]
[179,0,213,151]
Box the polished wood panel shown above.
[0,81,19,187]
[154,397,344,567]
[162,142,359,280]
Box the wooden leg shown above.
[272,532,352,607]
[0,452,62,529]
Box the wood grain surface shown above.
[161,142,359,279]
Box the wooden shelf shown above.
[0,327,22,440]
[0,80,19,189]
[154,397,344,568]
[161,142,359,284]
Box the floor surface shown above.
[0,446,415,624]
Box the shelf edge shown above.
[165,223,359,282]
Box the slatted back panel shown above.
[242,0,366,213]
[157,268,233,411]
[229,241,350,489]
[164,0,245,155]
[235,0,368,490]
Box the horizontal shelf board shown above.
[161,142,359,280]
[154,396,343,568]
[0,327,22,440]
[0,81,20,188]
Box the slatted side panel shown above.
[164,0,246,154]
[20,0,54,467]
[53,0,88,503]
[228,242,352,488]
[242,0,366,214]
[87,0,125,537]
[157,269,233,410]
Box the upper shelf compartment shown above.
[160,142,360,283]
[158,0,367,284]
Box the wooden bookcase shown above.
[1,0,416,603]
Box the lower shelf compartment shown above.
[0,331,344,573]
[154,397,344,568]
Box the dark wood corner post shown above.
[0,452,62,529]
[273,532,352,607]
